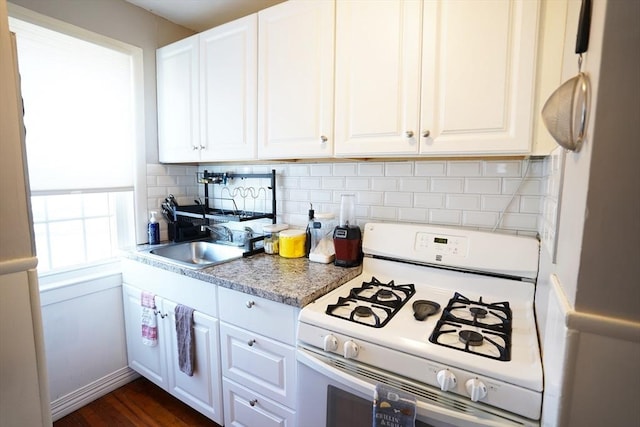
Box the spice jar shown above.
[278,229,306,258]
[263,224,288,255]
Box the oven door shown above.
[296,346,539,427]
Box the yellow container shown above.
[278,229,306,258]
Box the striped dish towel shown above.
[141,291,158,347]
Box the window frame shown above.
[8,5,147,283]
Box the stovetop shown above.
[299,257,542,390]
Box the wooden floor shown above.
[53,377,222,427]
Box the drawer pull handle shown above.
[248,339,256,347]
[246,300,255,308]
[249,399,258,407]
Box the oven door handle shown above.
[296,347,534,427]
[297,347,375,396]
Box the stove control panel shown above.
[414,232,469,260]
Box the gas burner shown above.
[326,296,394,328]
[429,321,510,361]
[376,289,395,300]
[354,306,374,317]
[442,292,512,333]
[469,307,488,319]
[348,276,416,308]
[459,330,484,346]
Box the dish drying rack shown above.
[170,170,277,255]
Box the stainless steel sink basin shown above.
[144,241,244,269]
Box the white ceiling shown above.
[125,0,286,32]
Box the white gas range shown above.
[297,222,543,427]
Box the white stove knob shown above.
[465,378,487,402]
[323,334,338,352]
[436,369,457,391]
[343,340,359,359]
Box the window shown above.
[9,16,143,277]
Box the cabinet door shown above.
[122,284,169,389]
[164,299,224,425]
[334,0,422,156]
[420,0,539,154]
[200,15,258,161]
[257,0,335,159]
[157,35,200,162]
[223,378,296,427]
[220,322,296,408]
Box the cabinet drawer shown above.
[221,322,296,408]
[122,259,217,316]
[218,286,297,345]
[223,377,295,427]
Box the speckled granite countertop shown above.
[124,247,362,308]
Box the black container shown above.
[333,225,362,267]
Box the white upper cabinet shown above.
[157,35,200,162]
[334,0,540,157]
[420,0,539,155]
[200,15,258,161]
[334,0,423,156]
[157,15,258,163]
[257,0,335,159]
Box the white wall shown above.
[536,0,640,425]
[39,273,136,420]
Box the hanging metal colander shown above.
[541,0,592,152]
[541,71,590,152]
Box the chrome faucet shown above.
[201,224,233,242]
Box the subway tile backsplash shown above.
[146,156,558,243]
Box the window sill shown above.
[38,259,123,294]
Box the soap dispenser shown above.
[148,211,160,245]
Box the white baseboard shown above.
[50,367,140,421]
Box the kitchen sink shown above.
[144,240,244,269]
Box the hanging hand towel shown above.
[175,304,195,376]
[141,291,158,347]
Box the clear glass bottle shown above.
[263,224,288,254]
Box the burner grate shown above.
[325,276,415,328]
[429,292,513,361]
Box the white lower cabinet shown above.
[222,377,296,427]
[218,286,299,426]
[121,262,223,425]
[122,284,170,389]
[164,299,222,421]
[122,260,300,426]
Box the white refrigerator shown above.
[0,0,51,425]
